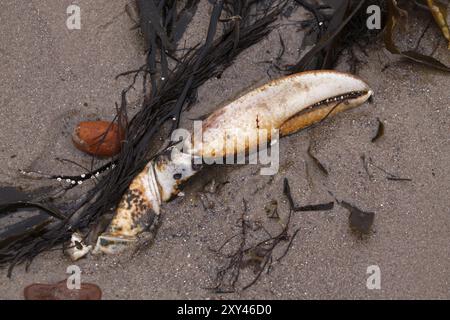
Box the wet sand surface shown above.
[0,1,449,299]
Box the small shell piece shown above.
[66,232,92,261]
[72,121,125,157]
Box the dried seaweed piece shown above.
[398,50,450,71]
[283,178,334,212]
[307,144,329,176]
[241,216,295,290]
[283,178,296,210]
[207,199,249,293]
[371,118,385,143]
[364,156,412,182]
[340,201,374,234]
[295,202,334,211]
[18,160,114,187]
[275,228,300,262]
[386,176,413,181]
[257,32,286,77]
[209,197,298,292]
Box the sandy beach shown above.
[0,0,449,299]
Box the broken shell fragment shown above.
[66,232,92,261]
[72,121,125,157]
[95,70,373,254]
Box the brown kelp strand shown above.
[293,202,335,212]
[307,144,329,176]
[0,202,66,221]
[0,0,286,273]
[283,178,334,212]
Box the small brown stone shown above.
[24,280,102,300]
[72,121,125,157]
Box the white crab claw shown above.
[95,70,373,254]
[194,70,372,158]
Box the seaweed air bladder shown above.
[74,70,374,258]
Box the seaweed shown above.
[307,144,329,176]
[386,176,413,181]
[339,201,375,234]
[362,154,412,182]
[294,202,335,211]
[283,178,334,212]
[0,202,66,221]
[209,197,298,293]
[207,176,342,291]
[288,0,387,73]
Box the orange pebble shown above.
[72,121,125,157]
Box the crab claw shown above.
[93,147,199,254]
[94,70,373,254]
[193,70,372,158]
